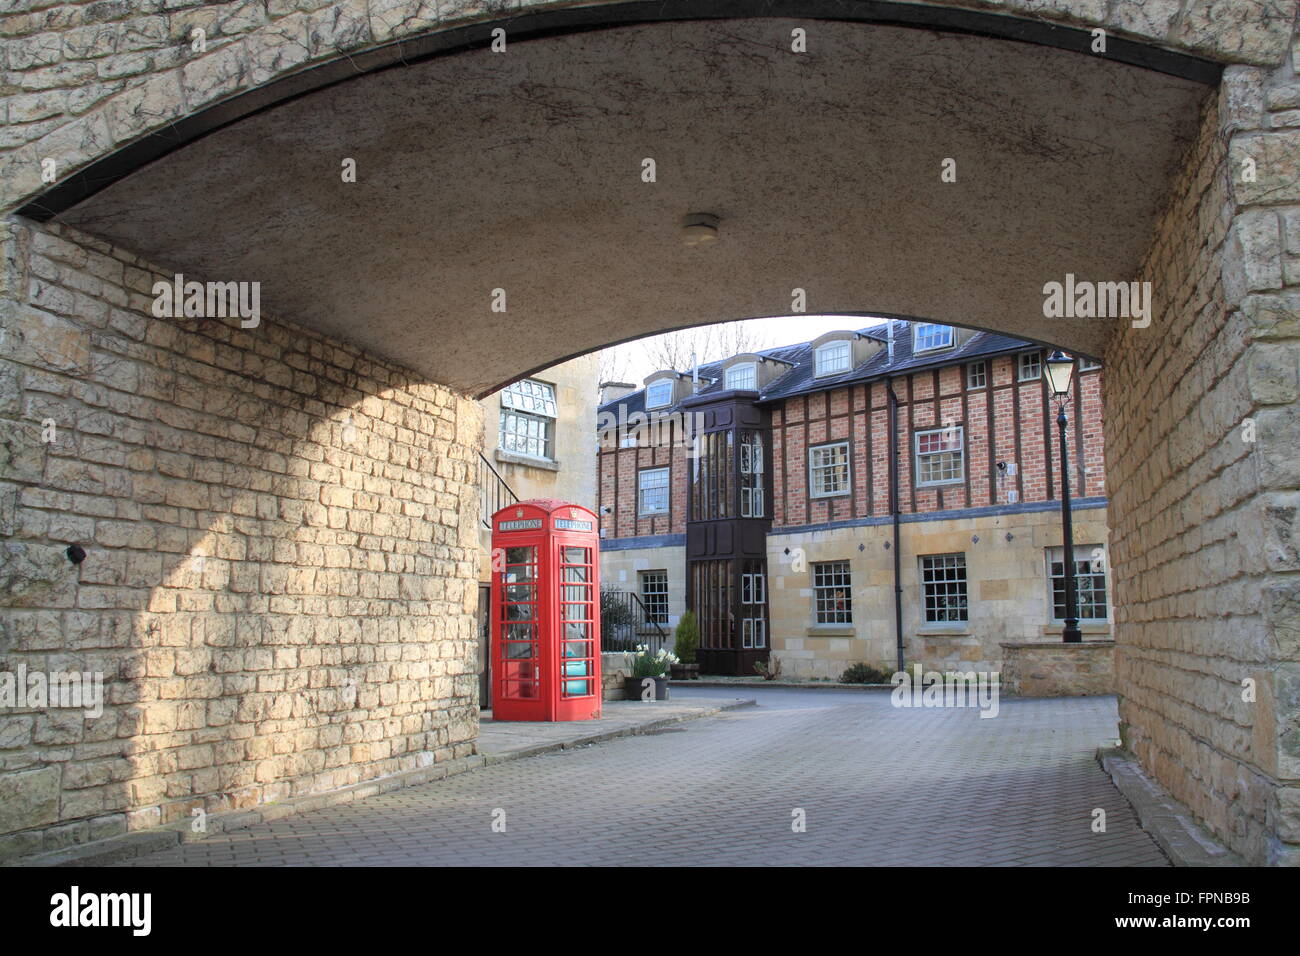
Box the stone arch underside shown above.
[34,18,1213,395]
[2,1,1299,867]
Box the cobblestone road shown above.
[120,687,1168,866]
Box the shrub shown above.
[840,662,893,684]
[754,656,783,681]
[673,610,699,664]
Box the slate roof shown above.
[597,319,1049,419]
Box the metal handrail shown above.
[601,588,671,652]
[479,452,519,528]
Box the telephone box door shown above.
[491,500,602,722]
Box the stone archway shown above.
[1,2,1298,864]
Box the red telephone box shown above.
[491,500,602,722]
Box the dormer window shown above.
[914,323,954,353]
[814,341,851,377]
[645,379,673,409]
[725,363,756,391]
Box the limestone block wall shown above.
[767,505,1113,679]
[477,354,600,583]
[1107,49,1300,865]
[1000,642,1115,697]
[0,217,482,861]
[598,541,687,639]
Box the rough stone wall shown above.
[0,217,483,860]
[1107,36,1300,864]
[0,0,1296,214]
[767,505,1114,678]
[1000,641,1115,697]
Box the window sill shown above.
[637,511,669,520]
[807,625,855,637]
[809,492,851,500]
[1040,622,1110,637]
[916,625,971,637]
[495,449,560,471]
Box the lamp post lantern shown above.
[1044,350,1082,643]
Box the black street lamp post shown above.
[1044,350,1082,643]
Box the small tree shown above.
[673,610,699,664]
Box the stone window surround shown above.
[495,448,561,471]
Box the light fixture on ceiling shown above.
[681,212,719,246]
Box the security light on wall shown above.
[1044,349,1075,397]
[681,212,719,246]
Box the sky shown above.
[597,313,892,385]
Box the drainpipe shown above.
[887,375,905,674]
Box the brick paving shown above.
[118,687,1168,866]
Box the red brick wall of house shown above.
[597,356,1105,537]
[597,420,689,538]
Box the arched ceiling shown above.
[55,18,1209,396]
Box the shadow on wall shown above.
[0,219,482,858]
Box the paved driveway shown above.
[119,687,1168,866]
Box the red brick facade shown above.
[599,354,1105,536]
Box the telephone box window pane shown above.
[562,584,590,603]
[562,565,589,583]
[505,546,535,565]
[503,681,537,699]
[504,641,535,660]
[506,623,535,642]
[505,584,534,603]
[564,622,590,640]
[563,603,590,621]
[503,603,535,622]
[562,547,590,565]
[502,661,535,681]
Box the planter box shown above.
[670,663,700,680]
[624,676,670,701]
